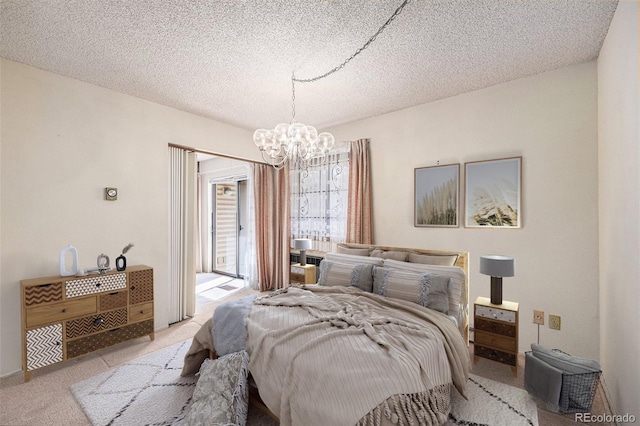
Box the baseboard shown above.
[598,374,617,417]
[0,367,22,379]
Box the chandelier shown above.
[253,0,411,169]
[253,73,335,169]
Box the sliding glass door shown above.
[211,180,247,278]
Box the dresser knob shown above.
[61,309,67,313]
[130,285,136,291]
[140,310,144,314]
[95,282,102,288]
[93,318,105,325]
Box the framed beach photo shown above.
[464,157,522,228]
[414,163,460,227]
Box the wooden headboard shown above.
[339,243,470,344]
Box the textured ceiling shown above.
[1,0,618,132]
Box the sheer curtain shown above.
[347,138,373,244]
[168,146,197,323]
[243,163,259,290]
[254,163,290,291]
[290,142,350,252]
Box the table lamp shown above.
[294,238,312,266]
[480,255,515,305]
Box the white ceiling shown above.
[1,0,618,132]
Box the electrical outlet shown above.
[533,310,545,325]
[549,314,561,330]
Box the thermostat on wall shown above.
[105,187,118,201]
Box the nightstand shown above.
[473,296,519,376]
[290,263,316,285]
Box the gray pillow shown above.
[408,252,458,266]
[373,267,450,313]
[187,350,249,426]
[336,244,371,256]
[370,249,409,261]
[318,260,374,292]
[530,344,600,374]
[324,252,384,266]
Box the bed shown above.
[182,243,470,426]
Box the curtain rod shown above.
[168,143,266,165]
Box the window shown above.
[290,145,350,253]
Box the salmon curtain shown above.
[346,139,373,244]
[254,163,290,291]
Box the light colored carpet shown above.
[448,374,537,425]
[72,340,538,426]
[71,339,275,426]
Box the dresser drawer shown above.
[65,273,127,298]
[24,282,63,306]
[129,302,153,323]
[474,317,516,337]
[66,308,128,338]
[129,270,153,304]
[26,323,63,371]
[99,291,128,311]
[67,319,154,359]
[26,297,97,328]
[474,330,517,352]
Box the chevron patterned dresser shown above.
[20,265,154,381]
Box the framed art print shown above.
[415,163,459,227]
[465,156,522,228]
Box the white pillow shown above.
[382,259,466,323]
[324,252,384,266]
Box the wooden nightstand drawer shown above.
[26,297,97,328]
[291,264,316,284]
[474,317,516,337]
[473,297,519,376]
[475,304,516,323]
[474,345,517,366]
[474,330,517,352]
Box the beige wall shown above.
[0,59,257,376]
[328,61,601,360]
[597,0,640,417]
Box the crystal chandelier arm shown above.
[256,0,410,168]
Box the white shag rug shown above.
[72,340,538,426]
[71,340,196,426]
[447,374,539,426]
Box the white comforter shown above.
[246,285,469,426]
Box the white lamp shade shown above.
[479,255,515,277]
[294,239,312,250]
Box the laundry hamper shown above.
[524,344,601,413]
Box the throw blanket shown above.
[246,285,469,426]
[212,294,257,357]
